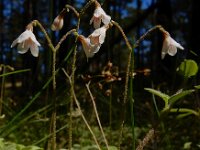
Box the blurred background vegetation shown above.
[0,0,200,149]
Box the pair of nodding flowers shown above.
[51,1,111,60]
[11,2,184,59]
[78,1,111,60]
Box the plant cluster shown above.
[0,0,199,150]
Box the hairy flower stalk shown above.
[111,20,133,149]
[136,128,155,150]
[28,20,75,150]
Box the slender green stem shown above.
[170,108,199,116]
[55,29,76,51]
[51,51,57,150]
[109,84,112,128]
[79,0,96,16]
[0,69,30,78]
[111,20,132,104]
[129,44,135,150]
[0,66,6,116]
[34,124,68,145]
[65,5,80,18]
[86,82,109,150]
[62,68,101,150]
[150,83,171,149]
[31,19,57,150]
[111,20,132,150]
[134,25,162,48]
[151,82,160,117]
[69,89,73,150]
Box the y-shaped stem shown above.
[62,68,101,150]
[86,82,109,150]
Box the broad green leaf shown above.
[169,89,195,106]
[0,138,5,149]
[144,88,170,103]
[183,142,192,149]
[194,85,200,89]
[177,59,198,78]
[22,146,43,150]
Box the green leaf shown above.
[177,59,198,78]
[144,88,170,103]
[22,146,43,150]
[194,85,200,89]
[183,142,192,149]
[0,138,5,149]
[169,89,195,106]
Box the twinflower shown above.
[11,25,41,57]
[161,31,184,59]
[89,25,107,45]
[51,13,64,31]
[78,35,100,60]
[90,1,111,29]
[78,26,108,60]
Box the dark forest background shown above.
[0,0,200,149]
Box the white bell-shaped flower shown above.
[79,26,108,60]
[78,35,101,60]
[161,32,184,59]
[90,2,111,29]
[11,29,41,57]
[89,26,107,45]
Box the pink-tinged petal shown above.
[92,17,102,29]
[79,35,102,60]
[94,7,104,18]
[51,15,64,31]
[17,42,29,54]
[85,44,101,59]
[79,36,91,58]
[168,44,177,56]
[29,31,41,46]
[79,36,90,50]
[90,44,101,54]
[90,36,100,45]
[161,35,184,59]
[90,17,94,25]
[161,43,168,59]
[30,43,39,57]
[98,27,107,44]
[169,37,184,50]
[11,39,19,48]
[17,30,33,43]
[11,30,31,48]
[161,51,167,59]
[102,14,111,25]
[89,26,107,45]
[91,6,111,29]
